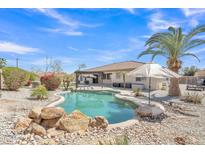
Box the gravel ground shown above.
[0,87,205,145]
[0,87,59,144]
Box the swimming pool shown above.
[58,91,138,124]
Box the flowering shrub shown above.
[40,74,61,90]
[31,85,48,100]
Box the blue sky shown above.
[0,8,205,73]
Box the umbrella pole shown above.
[149,77,151,105]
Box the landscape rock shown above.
[58,110,90,133]
[136,104,165,117]
[31,123,46,136]
[28,107,42,119]
[14,117,32,133]
[47,128,64,137]
[136,106,152,117]
[89,116,108,129]
[41,118,60,128]
[41,107,64,120]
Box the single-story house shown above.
[195,70,205,78]
[75,61,169,90]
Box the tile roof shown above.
[82,61,145,72]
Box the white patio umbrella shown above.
[82,74,97,78]
[127,62,180,104]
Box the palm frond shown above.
[137,49,156,59]
[183,39,205,52]
[185,24,205,42]
[180,52,200,62]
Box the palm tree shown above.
[138,25,205,73]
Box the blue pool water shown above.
[58,91,138,124]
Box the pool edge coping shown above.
[47,89,155,128]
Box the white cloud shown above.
[86,38,145,62]
[140,35,151,39]
[42,28,83,36]
[67,46,79,51]
[148,12,180,31]
[30,9,101,36]
[191,47,205,54]
[188,19,199,27]
[123,8,136,14]
[180,9,205,28]
[0,41,39,54]
[181,8,205,17]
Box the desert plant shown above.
[181,92,205,104]
[31,85,48,100]
[133,87,141,97]
[40,74,61,90]
[62,74,74,90]
[182,66,199,76]
[2,68,28,90]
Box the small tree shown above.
[63,74,74,90]
[50,60,63,73]
[0,58,7,69]
[182,66,199,76]
[78,64,86,71]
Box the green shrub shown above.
[31,85,48,100]
[29,73,38,81]
[181,92,205,104]
[40,74,61,90]
[2,66,33,84]
[133,87,141,97]
[2,67,29,90]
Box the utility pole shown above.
[16,58,19,68]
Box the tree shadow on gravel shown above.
[137,113,168,123]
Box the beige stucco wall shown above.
[79,71,167,90]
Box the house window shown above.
[102,73,112,80]
[80,75,83,81]
[136,77,142,81]
[102,74,106,79]
[107,73,111,80]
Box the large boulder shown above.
[89,116,108,129]
[41,118,60,128]
[58,110,90,133]
[136,104,165,117]
[47,128,64,137]
[14,117,32,133]
[136,105,152,117]
[41,107,64,120]
[28,107,42,119]
[31,123,46,136]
